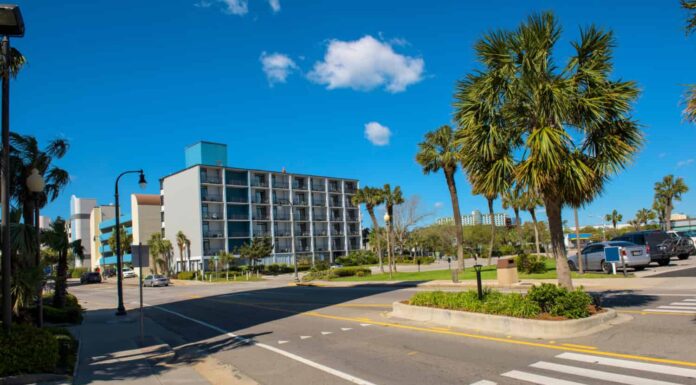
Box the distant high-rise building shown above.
[70,195,97,268]
[436,210,509,227]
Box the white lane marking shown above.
[530,361,681,385]
[278,340,289,344]
[321,331,333,335]
[341,328,352,331]
[300,336,312,340]
[469,381,497,385]
[668,302,696,306]
[683,298,696,302]
[557,352,696,378]
[152,306,377,385]
[360,323,372,327]
[644,308,696,314]
[501,370,585,385]
[657,305,696,310]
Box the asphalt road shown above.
[72,279,696,385]
[648,266,696,278]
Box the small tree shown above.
[218,250,234,280]
[604,209,623,230]
[238,237,273,270]
[654,175,689,230]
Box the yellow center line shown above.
[200,297,696,368]
[561,343,597,350]
[618,310,696,317]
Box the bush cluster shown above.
[302,266,372,281]
[515,254,547,274]
[336,250,378,266]
[69,267,88,278]
[393,256,436,264]
[175,271,196,280]
[527,283,592,319]
[43,293,83,324]
[0,324,59,376]
[46,328,78,374]
[409,284,594,320]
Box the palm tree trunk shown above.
[574,206,583,274]
[665,200,673,231]
[53,250,68,308]
[444,170,465,272]
[543,194,573,289]
[486,197,496,266]
[514,207,522,250]
[367,208,384,273]
[22,200,36,228]
[529,208,541,255]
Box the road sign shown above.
[131,245,150,267]
[604,246,620,263]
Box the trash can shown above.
[497,258,518,286]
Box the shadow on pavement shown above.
[594,290,660,308]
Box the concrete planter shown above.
[390,301,617,339]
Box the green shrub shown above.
[409,290,541,319]
[337,250,378,266]
[329,267,371,278]
[550,288,592,319]
[498,244,518,256]
[526,283,564,312]
[69,267,88,278]
[0,324,59,376]
[46,328,77,374]
[43,293,83,324]
[176,271,196,280]
[515,254,547,274]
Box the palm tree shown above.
[382,184,404,275]
[682,1,696,122]
[635,208,655,229]
[351,187,386,272]
[176,231,189,272]
[628,219,641,231]
[148,233,165,275]
[604,209,623,230]
[454,12,641,289]
[161,239,173,276]
[218,250,234,280]
[41,218,77,308]
[108,226,132,259]
[654,175,689,230]
[685,0,696,33]
[501,187,525,248]
[520,189,544,255]
[416,125,466,272]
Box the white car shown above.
[568,241,651,273]
[122,267,137,278]
[143,274,169,287]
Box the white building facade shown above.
[69,195,97,268]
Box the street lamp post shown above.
[383,212,392,280]
[114,170,146,316]
[27,168,45,327]
[0,4,24,331]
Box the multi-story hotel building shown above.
[161,141,362,271]
[436,210,509,227]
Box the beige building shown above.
[89,205,116,270]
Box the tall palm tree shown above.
[352,187,386,272]
[8,133,70,227]
[604,209,623,230]
[382,184,404,275]
[416,125,466,272]
[682,1,696,122]
[635,208,655,229]
[176,231,189,272]
[501,187,525,248]
[41,218,77,308]
[454,12,641,289]
[520,189,544,255]
[161,239,173,276]
[654,175,689,230]
[685,0,696,33]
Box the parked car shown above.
[143,274,169,287]
[676,230,696,245]
[667,231,695,260]
[80,272,102,284]
[122,267,137,278]
[611,230,675,266]
[567,241,651,273]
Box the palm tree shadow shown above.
[592,290,660,309]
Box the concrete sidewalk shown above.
[74,308,211,385]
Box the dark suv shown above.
[611,231,675,266]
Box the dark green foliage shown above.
[69,267,88,278]
[515,254,547,274]
[497,244,517,256]
[46,328,78,374]
[0,324,59,376]
[526,283,564,312]
[393,255,436,264]
[176,271,196,280]
[43,293,83,324]
[527,283,593,319]
[336,250,378,266]
[329,267,372,278]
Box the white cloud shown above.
[677,159,694,168]
[364,122,391,146]
[197,0,279,15]
[308,35,424,93]
[260,52,297,85]
[434,202,444,209]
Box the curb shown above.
[71,325,82,384]
[389,301,618,339]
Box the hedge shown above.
[69,267,88,278]
[43,293,83,324]
[0,324,59,376]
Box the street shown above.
[71,277,696,385]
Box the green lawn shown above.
[331,259,629,282]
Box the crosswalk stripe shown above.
[644,309,696,314]
[501,370,586,385]
[669,302,696,306]
[557,352,696,378]
[469,380,497,385]
[300,336,311,340]
[530,361,682,385]
[321,331,333,335]
[657,305,696,310]
[683,298,696,302]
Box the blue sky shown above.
[16,0,696,227]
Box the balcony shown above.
[272,181,289,189]
[202,213,223,220]
[228,213,249,220]
[329,198,342,208]
[201,175,222,184]
[293,198,308,206]
[330,214,343,222]
[251,196,269,204]
[311,183,325,191]
[227,195,248,204]
[250,178,268,188]
[252,213,270,221]
[274,230,292,237]
[276,246,292,253]
[203,231,224,238]
[328,182,340,193]
[295,245,311,252]
[275,215,291,221]
[201,194,223,202]
[204,248,225,256]
[273,197,290,205]
[292,180,308,190]
[228,231,250,238]
[344,183,357,194]
[253,230,271,237]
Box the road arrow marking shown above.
[360,323,372,327]
[341,328,352,331]
[321,331,333,335]
[300,336,312,340]
[278,340,289,344]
